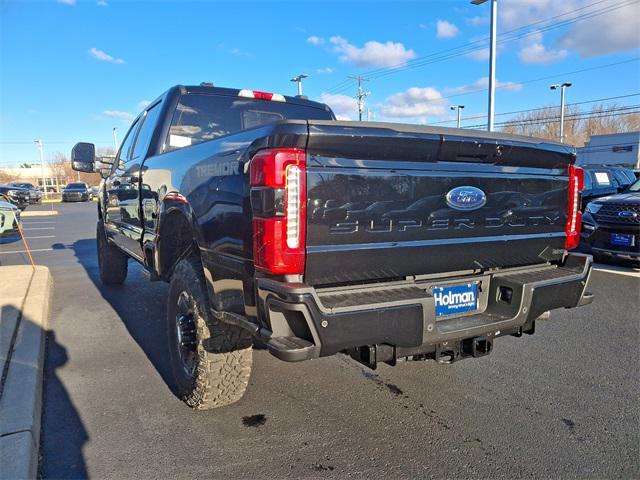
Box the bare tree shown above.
[50,151,100,186]
[0,170,13,184]
[501,102,639,146]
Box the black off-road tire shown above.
[96,221,128,285]
[167,256,253,410]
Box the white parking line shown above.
[593,264,640,278]
[21,221,56,224]
[22,227,55,230]
[0,248,54,254]
[25,235,56,239]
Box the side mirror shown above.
[71,142,96,173]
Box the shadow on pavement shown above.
[40,329,89,479]
[69,238,176,394]
[0,304,88,478]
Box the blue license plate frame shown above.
[610,233,634,247]
[433,282,479,318]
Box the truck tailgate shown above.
[304,121,574,286]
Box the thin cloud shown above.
[500,0,637,57]
[103,110,134,122]
[96,0,109,6]
[436,20,460,39]
[329,36,416,68]
[217,44,252,57]
[89,48,125,64]
[137,100,151,110]
[307,36,325,45]
[467,47,490,61]
[518,32,568,64]
[316,67,334,74]
[558,2,639,57]
[319,93,358,120]
[465,15,487,27]
[445,77,523,95]
[380,87,447,119]
[57,0,77,4]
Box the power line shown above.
[361,0,637,86]
[431,93,640,125]
[464,106,640,129]
[364,0,622,78]
[326,0,637,94]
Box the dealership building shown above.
[576,131,640,168]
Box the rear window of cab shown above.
[165,94,333,152]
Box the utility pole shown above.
[34,139,47,199]
[349,75,370,121]
[290,74,309,96]
[112,127,119,151]
[451,105,465,128]
[550,82,572,143]
[471,0,497,131]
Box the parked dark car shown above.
[71,83,593,411]
[9,182,42,204]
[580,168,618,209]
[581,178,640,264]
[610,166,637,190]
[0,184,30,210]
[61,182,90,202]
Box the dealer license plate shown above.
[610,233,633,247]
[433,283,479,318]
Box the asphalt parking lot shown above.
[1,202,639,479]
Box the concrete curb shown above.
[20,211,58,218]
[0,266,52,480]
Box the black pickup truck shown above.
[72,84,593,410]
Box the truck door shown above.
[128,101,164,261]
[104,117,141,257]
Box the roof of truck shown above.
[173,84,333,112]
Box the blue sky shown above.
[1,0,639,166]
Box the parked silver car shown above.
[0,199,20,235]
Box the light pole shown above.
[451,105,465,128]
[471,0,497,131]
[34,139,47,199]
[290,74,308,96]
[112,127,119,151]
[550,82,572,143]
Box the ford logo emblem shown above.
[618,210,637,218]
[446,186,487,211]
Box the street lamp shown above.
[34,139,47,199]
[290,74,309,96]
[112,127,119,151]
[550,82,572,143]
[471,0,497,132]
[450,105,465,128]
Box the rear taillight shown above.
[565,164,584,251]
[250,148,306,275]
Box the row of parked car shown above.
[578,165,639,265]
[0,181,99,211]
